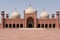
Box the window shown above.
[53,24,55,28]
[41,24,44,28]
[9,24,11,28]
[5,24,8,28]
[45,24,48,28]
[20,24,23,28]
[17,24,19,28]
[49,24,51,28]
[13,24,15,28]
[37,24,40,28]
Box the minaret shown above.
[52,14,54,18]
[6,14,9,19]
[1,11,5,28]
[56,11,60,28]
[56,11,59,23]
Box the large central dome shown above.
[25,4,36,14]
[12,9,20,19]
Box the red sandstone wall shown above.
[0,24,2,28]
[59,24,60,28]
[38,19,56,24]
[37,18,57,28]
[5,18,24,27]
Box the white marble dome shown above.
[12,9,20,19]
[25,5,36,13]
[40,9,49,19]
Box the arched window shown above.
[53,24,55,28]
[37,24,40,28]
[41,24,44,28]
[49,24,51,28]
[45,24,48,28]
[20,24,23,28]
[5,24,8,28]
[13,24,15,28]
[17,24,19,28]
[9,24,11,28]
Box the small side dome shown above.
[40,9,49,19]
[12,9,20,19]
[25,4,36,14]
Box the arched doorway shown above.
[27,17,34,28]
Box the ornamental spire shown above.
[29,4,31,7]
[43,8,46,11]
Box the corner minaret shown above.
[1,11,5,28]
[56,11,60,28]
[56,11,60,23]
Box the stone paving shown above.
[0,28,60,40]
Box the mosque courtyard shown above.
[0,28,60,40]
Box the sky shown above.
[0,0,60,19]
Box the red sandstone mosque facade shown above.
[0,5,60,29]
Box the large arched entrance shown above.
[27,17,34,28]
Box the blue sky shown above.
[0,0,60,19]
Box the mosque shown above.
[0,5,60,29]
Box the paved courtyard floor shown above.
[0,28,60,40]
